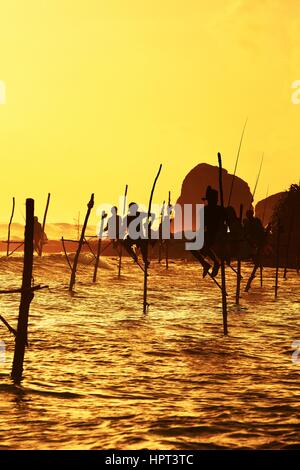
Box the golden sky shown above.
[0,0,299,225]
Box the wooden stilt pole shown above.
[118,184,128,277]
[93,211,106,283]
[69,194,94,293]
[84,237,97,259]
[217,152,228,335]
[39,193,51,257]
[283,210,294,280]
[143,164,162,313]
[11,199,35,384]
[6,242,24,258]
[158,200,165,264]
[275,221,281,299]
[7,197,15,257]
[235,204,243,305]
[166,191,171,270]
[61,237,73,271]
[245,263,258,292]
[260,265,263,287]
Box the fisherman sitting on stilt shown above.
[122,202,150,268]
[191,186,226,278]
[103,206,122,252]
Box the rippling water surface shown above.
[0,254,300,449]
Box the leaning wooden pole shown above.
[11,198,35,384]
[118,184,128,277]
[69,194,94,292]
[93,211,106,283]
[235,204,243,305]
[143,164,162,313]
[39,193,51,257]
[7,197,15,257]
[217,152,228,335]
[275,221,281,299]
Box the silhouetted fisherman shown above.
[122,202,150,267]
[226,206,244,262]
[191,186,226,278]
[243,209,265,262]
[243,209,269,291]
[157,203,173,249]
[103,207,122,247]
[34,216,47,254]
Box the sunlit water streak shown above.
[0,254,299,449]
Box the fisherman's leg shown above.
[190,250,211,278]
[138,240,150,267]
[205,247,220,278]
[122,238,138,262]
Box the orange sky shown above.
[0,0,299,226]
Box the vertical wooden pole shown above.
[143,165,162,313]
[275,221,281,299]
[158,200,165,264]
[69,194,94,292]
[118,184,128,277]
[166,191,171,270]
[283,210,294,280]
[235,204,243,305]
[217,152,228,335]
[93,211,106,283]
[39,192,51,257]
[7,197,15,257]
[11,198,34,384]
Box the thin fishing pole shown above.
[253,152,264,199]
[227,117,248,207]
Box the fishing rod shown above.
[262,185,269,226]
[252,152,264,200]
[227,118,248,207]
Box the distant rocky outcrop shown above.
[255,192,285,226]
[176,163,253,230]
[0,222,97,242]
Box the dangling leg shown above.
[190,250,211,278]
[122,237,138,262]
[138,239,150,268]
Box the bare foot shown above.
[203,262,211,278]
[211,262,220,277]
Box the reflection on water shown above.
[0,254,300,449]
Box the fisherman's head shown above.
[34,216,38,222]
[128,202,138,214]
[202,186,218,206]
[246,209,254,220]
[111,206,118,215]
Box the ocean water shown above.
[0,253,299,450]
